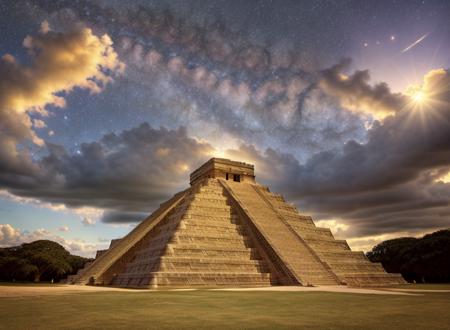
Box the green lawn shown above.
[1,288,450,329]
[386,283,450,290]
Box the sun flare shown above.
[406,85,430,109]
[412,90,426,103]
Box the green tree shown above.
[0,240,92,282]
[367,229,450,283]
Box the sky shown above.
[0,0,449,257]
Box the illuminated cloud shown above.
[0,190,104,226]
[224,69,450,240]
[415,68,450,103]
[0,223,104,257]
[4,64,446,234]
[0,124,214,224]
[82,217,96,227]
[315,219,349,237]
[58,226,69,232]
[0,22,124,173]
[319,59,406,119]
[33,119,47,129]
[0,224,22,246]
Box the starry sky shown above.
[0,0,449,256]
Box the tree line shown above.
[0,240,92,282]
[2,229,449,284]
[367,229,450,283]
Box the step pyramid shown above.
[69,158,405,288]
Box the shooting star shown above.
[401,33,429,53]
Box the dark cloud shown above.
[1,123,213,221]
[101,210,148,224]
[227,69,450,237]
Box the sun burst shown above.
[411,90,426,104]
[402,70,449,132]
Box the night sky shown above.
[1,0,449,256]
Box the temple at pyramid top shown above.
[190,158,255,185]
[68,158,405,288]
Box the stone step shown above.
[179,222,244,233]
[188,203,232,211]
[327,262,386,273]
[268,202,298,213]
[125,258,268,274]
[188,198,229,206]
[197,189,225,195]
[170,235,250,248]
[281,215,316,226]
[191,187,225,194]
[122,254,267,273]
[199,187,225,192]
[263,194,284,202]
[113,271,272,288]
[300,278,340,286]
[130,256,266,267]
[290,228,335,240]
[305,240,350,252]
[188,200,231,208]
[182,215,239,225]
[184,208,233,217]
[343,273,406,286]
[332,266,387,276]
[317,251,368,262]
[169,241,252,250]
[197,189,224,195]
[170,239,251,249]
[303,237,348,245]
[168,245,258,259]
[182,215,239,226]
[182,212,239,221]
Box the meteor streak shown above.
[401,33,429,53]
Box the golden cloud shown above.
[0,22,124,153]
[319,60,406,120]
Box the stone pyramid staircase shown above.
[256,186,405,286]
[71,190,189,285]
[230,182,405,286]
[221,180,341,286]
[73,179,272,288]
[70,175,404,288]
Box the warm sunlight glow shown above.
[436,171,450,183]
[405,84,431,110]
[412,90,426,103]
[403,69,449,134]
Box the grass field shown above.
[385,283,450,290]
[1,285,449,329]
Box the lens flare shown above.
[406,85,429,107]
[412,90,426,103]
[403,70,449,132]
